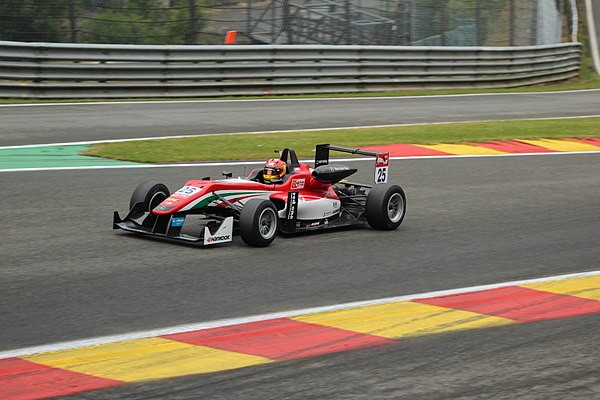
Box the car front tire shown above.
[239,199,279,247]
[130,181,170,212]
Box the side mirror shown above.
[222,171,233,179]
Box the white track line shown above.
[1,151,599,173]
[1,269,599,360]
[0,89,599,108]
[2,114,600,150]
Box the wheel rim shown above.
[258,208,277,239]
[149,191,167,210]
[387,193,404,223]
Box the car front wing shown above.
[113,202,234,245]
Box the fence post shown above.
[247,0,252,38]
[475,0,482,46]
[530,0,538,45]
[344,0,352,45]
[188,0,199,45]
[283,0,292,44]
[441,0,449,46]
[509,0,515,46]
[394,0,410,46]
[69,0,78,43]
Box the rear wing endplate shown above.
[314,144,389,184]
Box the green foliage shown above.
[81,0,204,45]
[0,0,68,42]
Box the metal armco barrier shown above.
[0,41,581,99]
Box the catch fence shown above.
[0,1,578,46]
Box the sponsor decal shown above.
[163,197,181,206]
[206,235,231,244]
[171,217,185,227]
[301,219,326,228]
[375,152,389,184]
[329,166,351,172]
[376,153,390,167]
[291,178,306,190]
[287,191,298,220]
[175,185,201,198]
[203,216,234,245]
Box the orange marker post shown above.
[224,31,237,45]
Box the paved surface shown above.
[1,90,600,146]
[0,145,137,170]
[4,273,599,399]
[63,313,600,400]
[1,154,598,351]
[1,93,599,398]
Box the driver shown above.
[263,158,287,183]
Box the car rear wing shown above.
[314,144,390,184]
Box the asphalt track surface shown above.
[1,93,599,398]
[1,90,600,146]
[2,154,600,398]
[64,314,600,400]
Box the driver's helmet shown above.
[263,158,287,182]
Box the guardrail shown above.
[0,41,581,99]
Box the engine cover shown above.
[312,165,357,184]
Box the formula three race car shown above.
[113,144,406,247]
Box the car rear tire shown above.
[239,199,279,247]
[366,184,406,230]
[130,181,170,211]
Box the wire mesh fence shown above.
[0,0,576,46]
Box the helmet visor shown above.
[264,167,283,174]
[264,166,284,179]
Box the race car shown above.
[113,144,406,247]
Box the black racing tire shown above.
[366,184,406,230]
[129,181,170,211]
[239,199,279,247]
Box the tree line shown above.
[0,0,204,44]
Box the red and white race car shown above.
[113,144,406,247]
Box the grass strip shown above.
[84,117,600,163]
